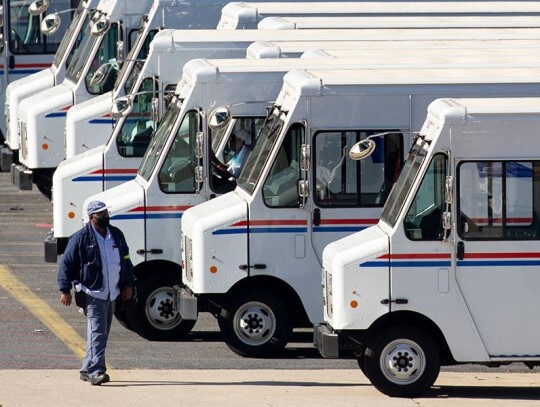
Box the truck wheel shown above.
[127,275,196,341]
[218,290,292,358]
[363,325,440,398]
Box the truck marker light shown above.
[42,143,49,150]
[350,300,359,309]
[210,266,218,274]
[68,212,75,219]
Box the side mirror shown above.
[300,144,310,172]
[445,176,453,204]
[195,131,204,158]
[89,63,109,87]
[0,6,4,28]
[91,16,110,36]
[208,107,230,130]
[29,0,49,16]
[349,139,376,161]
[116,40,124,61]
[41,13,61,35]
[110,95,133,119]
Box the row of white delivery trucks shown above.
[8,0,540,192]
[6,0,540,398]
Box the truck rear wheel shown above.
[127,275,196,341]
[363,325,440,398]
[218,290,292,358]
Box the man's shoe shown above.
[80,372,90,382]
[90,372,110,386]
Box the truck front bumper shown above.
[0,145,15,172]
[11,163,32,190]
[313,323,340,359]
[172,286,198,320]
[44,229,68,263]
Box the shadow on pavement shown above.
[424,385,540,401]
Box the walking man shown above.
[58,200,135,385]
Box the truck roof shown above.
[154,28,540,45]
[428,97,540,125]
[226,2,540,15]
[258,15,540,30]
[247,39,540,58]
[284,67,540,93]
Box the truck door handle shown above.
[313,208,321,226]
[8,55,15,70]
[136,249,163,255]
[457,241,465,260]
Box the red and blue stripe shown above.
[72,168,137,182]
[112,205,191,220]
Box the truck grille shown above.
[19,121,27,159]
[324,268,333,319]
[184,236,193,282]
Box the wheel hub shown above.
[234,302,276,345]
[381,340,426,384]
[146,288,181,329]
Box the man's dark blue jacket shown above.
[58,222,135,294]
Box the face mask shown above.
[95,217,110,228]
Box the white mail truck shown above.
[179,67,540,358]
[315,96,540,397]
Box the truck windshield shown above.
[115,25,157,93]
[380,136,430,227]
[9,0,72,54]
[237,106,286,195]
[53,5,87,69]
[138,97,183,181]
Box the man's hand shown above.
[122,286,133,301]
[60,292,72,306]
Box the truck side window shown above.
[263,123,304,208]
[458,161,540,240]
[116,77,158,157]
[314,130,403,207]
[404,154,447,241]
[158,110,198,193]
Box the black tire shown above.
[354,348,369,378]
[363,325,440,398]
[127,275,196,341]
[218,289,292,358]
[114,308,132,330]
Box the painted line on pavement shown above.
[0,264,86,360]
